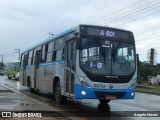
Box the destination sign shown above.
[83,27,131,39]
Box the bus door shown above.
[34,50,41,89]
[65,40,76,96]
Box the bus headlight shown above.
[81,91,86,95]
[78,75,91,88]
[131,92,134,96]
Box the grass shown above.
[136,82,160,94]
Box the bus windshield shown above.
[79,38,136,76]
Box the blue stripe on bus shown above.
[74,84,136,99]
[39,61,65,66]
[26,65,35,68]
[20,61,64,69]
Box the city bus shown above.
[5,60,20,80]
[20,24,137,104]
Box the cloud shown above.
[0,0,160,63]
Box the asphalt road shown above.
[0,75,160,120]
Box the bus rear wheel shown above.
[27,78,34,93]
[99,99,110,104]
[54,81,66,103]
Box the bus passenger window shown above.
[62,49,65,60]
[52,51,56,61]
[56,50,63,61]
[45,44,48,62]
[46,52,52,62]
[41,45,46,63]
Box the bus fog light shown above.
[131,92,134,96]
[81,91,86,95]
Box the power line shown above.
[87,0,146,24]
[99,1,160,25]
[115,9,160,27]
[89,0,158,25]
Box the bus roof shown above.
[21,24,132,54]
[21,27,75,54]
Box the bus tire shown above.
[27,78,34,93]
[54,81,66,103]
[99,99,110,104]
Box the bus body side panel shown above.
[46,62,58,93]
[46,63,54,93]
[47,61,65,94]
[38,64,48,92]
[38,61,65,93]
[57,61,65,95]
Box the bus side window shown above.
[52,51,56,61]
[45,44,48,62]
[33,49,36,65]
[28,50,33,65]
[55,49,63,61]
[41,45,46,63]
[24,53,28,67]
[31,50,34,65]
[46,42,54,62]
[62,49,65,60]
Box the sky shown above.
[0,0,160,63]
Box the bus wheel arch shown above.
[53,77,66,103]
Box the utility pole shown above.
[15,49,20,60]
[0,55,4,70]
[0,55,4,63]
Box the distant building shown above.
[150,77,159,85]
[147,48,157,66]
[148,75,160,85]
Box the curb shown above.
[136,91,160,96]
[0,84,14,93]
[1,84,75,120]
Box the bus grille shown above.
[95,91,126,99]
[88,76,131,83]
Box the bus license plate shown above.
[105,96,116,100]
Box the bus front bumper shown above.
[75,84,136,99]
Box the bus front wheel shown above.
[99,99,110,104]
[54,81,66,103]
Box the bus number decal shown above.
[94,84,105,89]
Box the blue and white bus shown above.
[20,24,137,104]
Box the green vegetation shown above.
[139,61,160,80]
[136,82,160,94]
